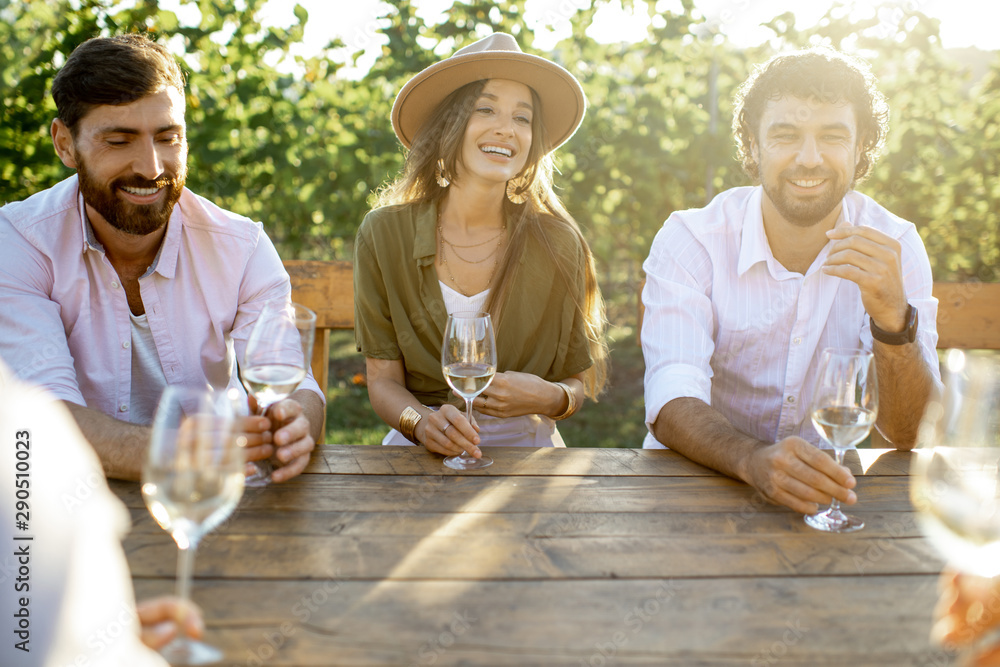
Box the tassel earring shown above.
[506,175,529,204]
[435,159,451,188]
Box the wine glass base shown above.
[160,637,224,665]
[804,509,865,533]
[443,454,493,470]
[243,461,273,487]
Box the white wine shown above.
[811,406,876,449]
[911,450,1000,578]
[142,468,244,547]
[242,364,306,408]
[443,362,495,400]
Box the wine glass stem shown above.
[459,397,475,460]
[174,540,200,639]
[829,448,847,513]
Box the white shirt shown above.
[641,186,939,449]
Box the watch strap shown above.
[870,304,918,345]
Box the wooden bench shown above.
[637,281,1000,350]
[284,260,355,437]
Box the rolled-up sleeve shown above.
[641,218,716,437]
[0,216,85,405]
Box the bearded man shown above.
[640,49,940,515]
[0,35,323,482]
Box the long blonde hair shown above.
[375,79,609,399]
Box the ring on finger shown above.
[442,422,452,435]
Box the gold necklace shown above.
[438,225,505,264]
[438,226,504,297]
[439,225,506,248]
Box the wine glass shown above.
[141,386,245,665]
[441,311,497,470]
[911,350,1000,578]
[804,348,879,533]
[240,299,316,486]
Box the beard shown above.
[75,153,186,237]
[760,167,852,227]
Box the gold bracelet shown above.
[398,406,423,443]
[552,382,576,421]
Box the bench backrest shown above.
[284,260,355,438]
[637,281,1000,350]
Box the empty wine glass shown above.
[441,311,497,470]
[141,386,245,664]
[240,299,316,486]
[911,350,1000,578]
[805,348,879,533]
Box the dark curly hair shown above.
[732,48,889,184]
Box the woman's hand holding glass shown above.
[440,311,496,470]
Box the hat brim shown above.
[391,51,586,153]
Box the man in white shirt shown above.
[641,48,940,515]
[0,34,324,482]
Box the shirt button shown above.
[122,341,130,350]
[119,404,128,412]
[787,395,796,404]
[111,281,120,289]
[793,337,802,345]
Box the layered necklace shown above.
[437,213,506,297]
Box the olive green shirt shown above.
[354,201,593,407]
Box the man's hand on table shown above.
[239,396,316,483]
[741,436,857,515]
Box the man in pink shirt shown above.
[0,34,324,482]
[641,49,940,515]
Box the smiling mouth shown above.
[480,144,513,158]
[789,179,825,188]
[121,185,163,196]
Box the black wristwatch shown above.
[870,304,918,345]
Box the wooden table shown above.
[109,445,956,666]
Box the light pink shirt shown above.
[641,186,939,449]
[0,176,323,420]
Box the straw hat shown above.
[391,33,587,152]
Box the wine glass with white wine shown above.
[441,311,497,470]
[141,386,245,665]
[805,348,879,533]
[911,351,1000,578]
[240,299,316,486]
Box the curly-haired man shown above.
[641,49,940,517]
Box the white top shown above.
[641,186,940,449]
[129,311,168,425]
[438,280,489,315]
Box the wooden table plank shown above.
[131,577,954,666]
[315,445,914,477]
[115,447,952,666]
[110,474,918,515]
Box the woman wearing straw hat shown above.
[354,33,608,458]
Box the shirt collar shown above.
[413,201,438,266]
[737,186,854,277]
[76,189,183,280]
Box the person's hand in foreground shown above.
[932,569,1000,666]
[137,596,205,650]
